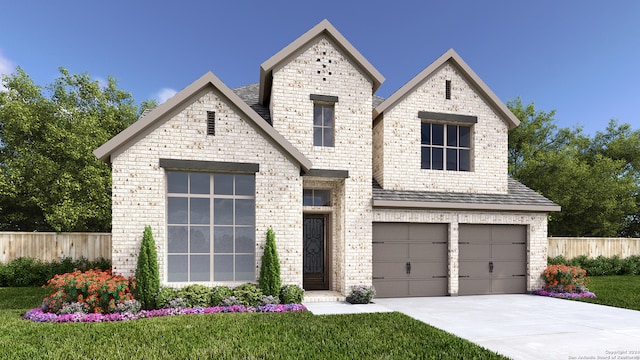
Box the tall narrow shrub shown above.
[259,227,281,296]
[134,226,160,310]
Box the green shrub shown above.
[259,227,281,297]
[0,256,111,287]
[210,286,233,306]
[134,226,160,310]
[346,284,376,304]
[547,255,567,265]
[177,284,212,307]
[621,255,640,275]
[548,254,640,276]
[233,283,263,307]
[155,287,179,309]
[115,299,142,314]
[279,284,304,304]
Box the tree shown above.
[0,67,140,231]
[259,227,281,297]
[134,226,160,310]
[507,99,637,237]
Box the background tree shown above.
[0,67,142,231]
[508,98,638,237]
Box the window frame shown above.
[166,171,256,283]
[420,122,472,172]
[310,94,338,148]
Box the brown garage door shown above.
[373,223,448,298]
[458,225,526,295]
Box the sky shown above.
[1,0,639,135]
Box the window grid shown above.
[313,103,334,147]
[167,172,255,282]
[421,122,471,171]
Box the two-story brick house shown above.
[94,19,559,299]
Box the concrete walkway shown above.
[305,295,640,360]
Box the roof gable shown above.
[373,49,520,129]
[259,19,384,106]
[94,71,312,171]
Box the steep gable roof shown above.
[373,49,520,129]
[94,71,312,171]
[259,19,385,106]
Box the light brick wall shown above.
[373,209,548,293]
[374,63,509,194]
[270,35,373,294]
[111,89,303,287]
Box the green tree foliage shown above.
[508,98,638,237]
[134,226,160,310]
[0,68,139,231]
[259,227,281,297]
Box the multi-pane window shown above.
[303,189,331,206]
[421,123,471,171]
[167,171,255,282]
[313,103,334,147]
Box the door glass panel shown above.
[303,218,324,274]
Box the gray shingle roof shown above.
[373,178,560,212]
[232,84,272,125]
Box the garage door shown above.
[373,223,448,298]
[458,225,526,295]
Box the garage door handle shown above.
[406,262,411,275]
[489,261,494,273]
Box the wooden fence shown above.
[0,232,111,264]
[548,237,640,259]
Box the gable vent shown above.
[206,111,215,136]
[445,80,451,100]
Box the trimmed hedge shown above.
[548,255,640,276]
[0,256,111,287]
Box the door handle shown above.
[406,261,411,275]
[489,261,494,273]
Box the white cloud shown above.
[154,88,178,104]
[0,50,15,91]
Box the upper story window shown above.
[310,94,338,147]
[421,123,471,171]
[303,189,331,206]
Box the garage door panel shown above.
[459,261,490,277]
[459,279,491,295]
[373,243,408,260]
[373,223,409,242]
[373,280,409,298]
[373,262,409,278]
[491,225,527,244]
[409,279,448,296]
[411,260,447,277]
[459,244,491,260]
[492,244,526,260]
[493,261,526,277]
[459,224,492,243]
[409,243,447,260]
[408,224,448,241]
[492,277,527,294]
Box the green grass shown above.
[576,275,640,310]
[0,287,507,360]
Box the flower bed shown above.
[532,289,596,299]
[23,303,307,323]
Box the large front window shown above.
[421,123,471,171]
[167,171,255,282]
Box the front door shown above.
[303,214,329,290]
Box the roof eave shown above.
[373,49,520,129]
[373,199,561,212]
[259,19,384,106]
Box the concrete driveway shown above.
[372,295,640,360]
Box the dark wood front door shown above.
[303,215,329,290]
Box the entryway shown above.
[303,214,330,290]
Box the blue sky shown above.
[1,0,639,134]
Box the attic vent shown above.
[445,80,451,100]
[206,111,215,136]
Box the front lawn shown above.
[1,287,507,359]
[576,275,640,310]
